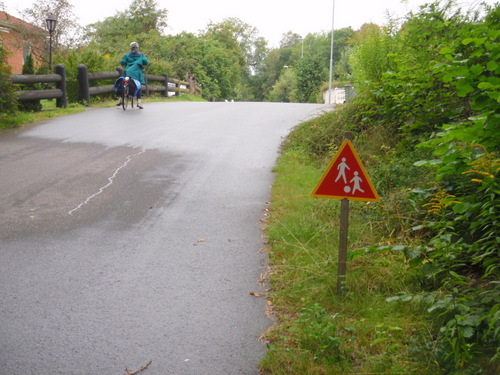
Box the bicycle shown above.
[121,77,134,110]
[115,76,140,110]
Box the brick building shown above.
[0,11,45,74]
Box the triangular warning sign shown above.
[311,140,380,202]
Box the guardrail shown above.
[9,64,67,108]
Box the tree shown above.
[296,54,325,103]
[204,18,270,100]
[280,31,302,49]
[201,20,249,100]
[128,0,168,33]
[85,0,168,57]
[270,67,297,102]
[208,18,269,73]
[252,48,282,101]
[19,53,42,111]
[203,19,246,70]
[349,23,394,87]
[195,36,243,100]
[22,0,83,49]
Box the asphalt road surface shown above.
[0,101,328,375]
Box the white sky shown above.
[4,0,496,47]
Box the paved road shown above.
[0,101,327,375]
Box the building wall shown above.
[323,87,346,104]
[0,11,45,74]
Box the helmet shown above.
[130,42,139,50]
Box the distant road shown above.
[0,101,328,375]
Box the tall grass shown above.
[260,106,439,374]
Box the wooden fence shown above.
[9,64,67,108]
[9,64,201,107]
[77,64,201,104]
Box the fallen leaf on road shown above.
[123,359,152,375]
[250,292,265,297]
[198,239,205,242]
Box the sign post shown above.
[338,197,349,293]
[311,132,380,294]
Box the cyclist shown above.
[117,42,149,109]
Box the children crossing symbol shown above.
[311,135,380,294]
[311,139,380,202]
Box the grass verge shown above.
[260,110,439,374]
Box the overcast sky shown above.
[4,0,496,47]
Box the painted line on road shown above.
[68,149,146,215]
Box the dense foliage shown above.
[0,45,16,113]
[276,1,499,372]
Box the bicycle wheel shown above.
[123,93,129,110]
[122,80,129,110]
[130,95,134,108]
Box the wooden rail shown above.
[9,64,67,108]
[77,64,201,105]
[9,64,201,108]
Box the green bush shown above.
[364,3,500,371]
[55,47,113,104]
[0,45,17,114]
[282,1,500,372]
[19,53,42,112]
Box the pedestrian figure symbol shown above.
[335,157,350,184]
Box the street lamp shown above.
[45,13,57,72]
[328,0,335,104]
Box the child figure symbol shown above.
[350,171,365,194]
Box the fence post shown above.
[163,73,169,97]
[55,64,67,108]
[188,74,196,95]
[77,64,90,105]
[175,81,180,97]
[192,77,197,95]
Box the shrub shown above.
[0,45,17,114]
[19,53,42,112]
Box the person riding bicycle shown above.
[117,42,149,109]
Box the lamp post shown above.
[45,13,57,73]
[328,0,335,104]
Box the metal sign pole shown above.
[337,131,353,294]
[311,131,380,294]
[338,198,349,294]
